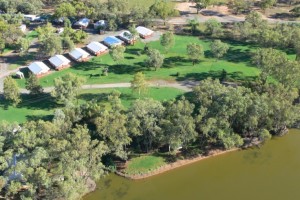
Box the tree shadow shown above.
[109,64,145,75]
[163,56,191,68]
[17,93,59,110]
[78,92,134,104]
[125,48,142,56]
[176,70,257,82]
[26,114,53,122]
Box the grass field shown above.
[16,35,261,88]
[0,87,184,123]
[124,155,166,175]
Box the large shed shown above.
[28,62,50,77]
[87,41,108,56]
[103,36,123,48]
[136,26,154,39]
[69,48,90,62]
[49,55,71,70]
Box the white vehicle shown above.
[24,15,40,22]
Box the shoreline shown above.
[116,148,239,180]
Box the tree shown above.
[205,18,223,37]
[194,0,213,8]
[188,18,199,35]
[15,38,29,56]
[160,31,174,53]
[51,73,85,104]
[253,48,284,84]
[186,43,204,65]
[210,40,229,60]
[62,36,74,52]
[95,91,131,159]
[161,97,197,151]
[127,99,165,152]
[291,6,300,17]
[109,45,126,63]
[128,24,139,45]
[145,48,164,71]
[131,72,148,97]
[260,0,276,11]
[39,35,62,57]
[3,76,20,106]
[25,73,43,95]
[0,38,5,54]
[54,2,76,18]
[149,1,176,24]
[228,0,253,14]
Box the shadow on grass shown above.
[176,70,257,82]
[204,47,253,64]
[26,114,54,122]
[164,56,191,68]
[17,93,59,110]
[78,92,135,103]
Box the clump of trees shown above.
[1,70,300,198]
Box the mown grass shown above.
[124,155,166,175]
[0,87,184,123]
[16,35,260,88]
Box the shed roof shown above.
[28,62,50,75]
[74,18,90,27]
[69,48,90,60]
[49,55,70,68]
[136,26,154,36]
[119,31,133,40]
[87,41,108,53]
[103,36,122,46]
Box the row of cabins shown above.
[26,26,154,77]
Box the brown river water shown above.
[84,129,300,200]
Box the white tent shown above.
[49,55,71,70]
[69,48,90,62]
[19,24,26,33]
[136,26,154,38]
[87,42,108,55]
[28,62,50,77]
[74,18,90,28]
[94,20,106,29]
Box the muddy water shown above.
[84,129,300,200]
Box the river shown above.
[84,129,300,200]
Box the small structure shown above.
[94,20,106,29]
[16,71,24,79]
[103,36,123,48]
[119,31,136,45]
[19,24,26,33]
[24,15,39,22]
[69,48,90,62]
[56,28,64,34]
[136,26,154,39]
[28,62,50,78]
[87,41,108,56]
[49,55,71,70]
[73,18,90,29]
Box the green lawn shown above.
[0,87,184,123]
[16,35,261,88]
[124,155,166,175]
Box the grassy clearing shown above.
[0,87,184,123]
[124,155,166,175]
[16,35,261,88]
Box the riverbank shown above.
[116,148,239,180]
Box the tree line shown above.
[1,70,300,199]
